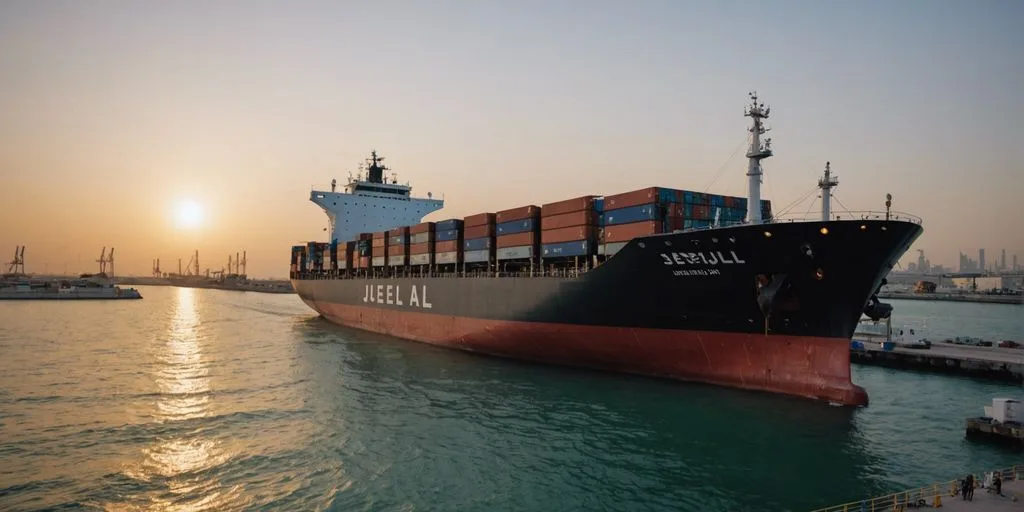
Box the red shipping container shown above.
[496,205,540,223]
[496,231,537,248]
[359,233,373,241]
[691,205,709,220]
[410,242,432,255]
[359,256,370,268]
[463,213,496,228]
[675,190,685,204]
[541,195,596,218]
[724,196,736,208]
[541,210,597,231]
[464,224,495,239]
[668,216,685,231]
[604,187,658,210]
[666,203,685,218]
[410,222,434,235]
[435,240,459,253]
[372,235,386,248]
[603,220,661,243]
[541,225,595,244]
[389,226,409,236]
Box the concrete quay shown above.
[811,468,1023,511]
[851,343,1024,383]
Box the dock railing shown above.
[808,466,1020,512]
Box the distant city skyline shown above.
[1,1,1021,278]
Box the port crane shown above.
[95,247,114,277]
[5,246,26,276]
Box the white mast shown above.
[744,92,772,225]
[818,161,839,221]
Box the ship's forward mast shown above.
[744,92,773,225]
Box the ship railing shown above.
[808,465,1020,512]
[293,267,593,280]
[768,210,923,225]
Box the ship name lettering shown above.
[362,284,431,309]
[660,251,746,266]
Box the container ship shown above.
[290,94,923,406]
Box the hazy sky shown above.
[1,0,1021,278]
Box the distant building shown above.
[951,276,1010,291]
[1015,254,1019,271]
[1002,249,1007,271]
[980,248,986,273]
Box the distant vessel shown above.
[0,246,142,300]
[290,94,923,406]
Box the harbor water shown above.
[0,288,1021,511]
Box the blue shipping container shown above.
[435,219,463,231]
[594,198,605,213]
[604,203,659,226]
[598,213,605,226]
[657,188,679,204]
[710,195,725,207]
[736,197,748,209]
[496,218,536,235]
[435,229,459,242]
[542,240,592,258]
[464,237,491,251]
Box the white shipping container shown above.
[410,232,432,244]
[435,251,459,264]
[603,242,628,256]
[410,253,432,266]
[337,261,347,270]
[497,245,535,261]
[463,249,490,263]
[371,256,387,267]
[388,255,407,267]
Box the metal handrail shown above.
[808,465,1020,512]
[769,210,923,225]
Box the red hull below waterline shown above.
[308,300,868,407]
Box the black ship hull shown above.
[292,219,922,405]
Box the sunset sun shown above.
[174,200,203,229]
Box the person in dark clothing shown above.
[961,478,968,500]
[994,474,1002,496]
[966,474,974,500]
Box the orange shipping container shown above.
[496,205,540,223]
[604,187,658,210]
[410,222,434,235]
[541,210,597,231]
[541,195,597,217]
[435,240,459,253]
[464,224,494,239]
[389,226,409,236]
[410,242,432,255]
[372,232,387,248]
[496,231,538,249]
[463,213,496,228]
[541,225,595,244]
[603,221,661,243]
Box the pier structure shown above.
[810,466,1022,511]
[851,343,1024,383]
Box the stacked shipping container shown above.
[387,226,409,267]
[540,195,599,259]
[462,213,496,265]
[409,222,435,266]
[292,185,775,277]
[495,205,540,262]
[434,219,463,265]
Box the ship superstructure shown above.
[310,150,444,245]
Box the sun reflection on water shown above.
[110,287,245,511]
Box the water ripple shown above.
[0,287,1022,511]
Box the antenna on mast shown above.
[818,161,839,221]
[743,92,773,225]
